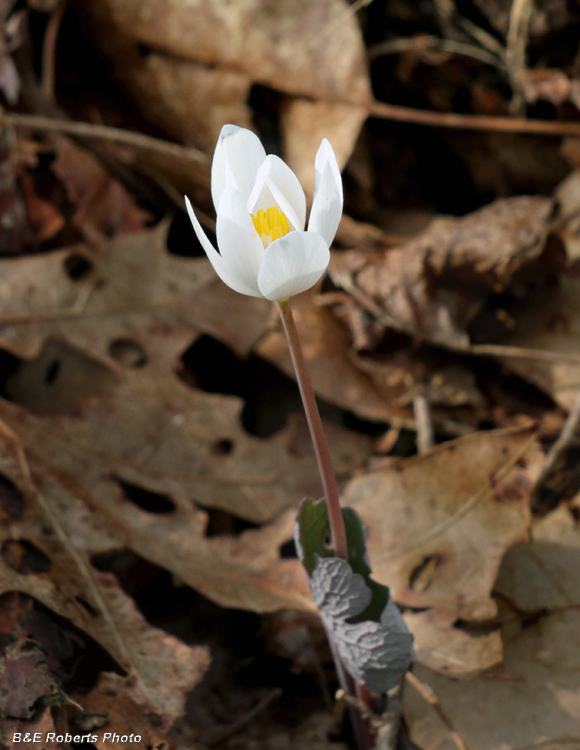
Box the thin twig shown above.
[369,35,503,68]
[459,18,507,59]
[331,640,373,750]
[0,109,209,166]
[467,342,580,364]
[535,391,580,489]
[368,99,580,136]
[7,99,580,159]
[41,0,67,102]
[405,672,469,750]
[204,688,283,746]
[506,0,533,115]
[413,391,435,452]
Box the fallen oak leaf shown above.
[3,707,56,750]
[324,196,554,349]
[0,225,371,524]
[77,0,371,197]
[257,289,413,425]
[0,638,56,719]
[498,274,580,410]
[0,428,209,727]
[405,588,580,750]
[341,424,544,675]
[73,672,169,750]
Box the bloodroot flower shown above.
[185,124,343,301]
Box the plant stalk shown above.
[276,298,348,560]
[277,298,375,749]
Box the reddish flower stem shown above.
[276,298,348,560]
[277,298,375,749]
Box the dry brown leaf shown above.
[325,196,554,349]
[555,168,580,263]
[0,437,210,725]
[3,707,56,750]
[258,293,486,432]
[517,68,573,105]
[404,501,580,750]
[74,672,168,750]
[0,225,370,616]
[0,227,370,522]
[0,639,55,719]
[78,0,371,186]
[495,499,580,612]
[50,137,149,238]
[341,425,544,674]
[18,170,64,244]
[80,0,370,106]
[405,610,580,750]
[256,290,411,425]
[500,275,580,410]
[280,98,368,199]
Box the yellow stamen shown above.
[251,206,292,248]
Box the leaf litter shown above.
[4,0,580,747]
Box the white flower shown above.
[185,125,343,301]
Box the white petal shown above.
[314,138,343,202]
[216,188,265,297]
[308,161,342,246]
[248,155,306,231]
[185,196,262,298]
[211,125,266,211]
[257,231,330,301]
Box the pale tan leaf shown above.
[341,425,544,674]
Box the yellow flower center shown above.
[251,206,291,248]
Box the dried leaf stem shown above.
[535,391,580,490]
[276,298,348,560]
[5,104,580,175]
[0,109,209,167]
[41,0,67,103]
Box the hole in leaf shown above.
[91,549,263,652]
[64,253,93,281]
[248,84,283,157]
[75,596,98,617]
[108,338,148,368]
[0,474,25,521]
[1,539,52,574]
[453,618,502,636]
[279,539,297,559]
[179,335,244,396]
[212,438,234,456]
[3,340,117,416]
[200,506,260,538]
[167,209,214,258]
[44,358,61,384]
[408,554,441,592]
[137,42,152,58]
[116,478,176,514]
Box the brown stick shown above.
[0,109,209,166]
[41,0,68,102]
[368,100,580,137]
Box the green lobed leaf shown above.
[294,497,415,692]
[294,497,389,622]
